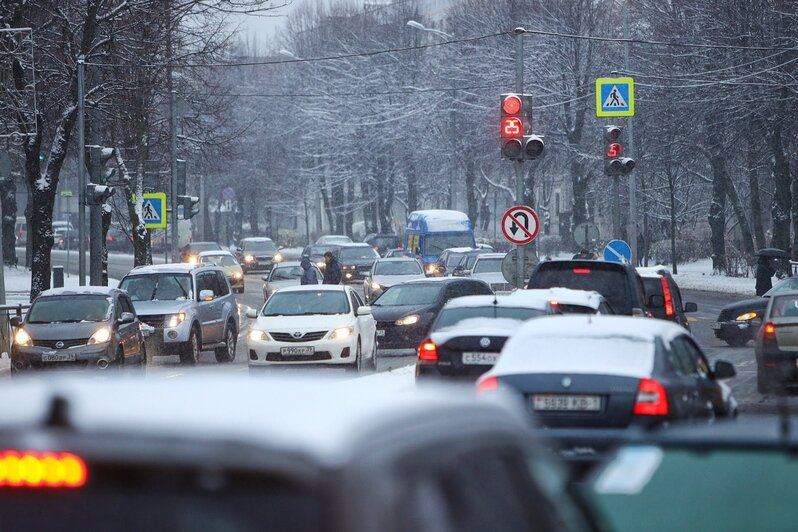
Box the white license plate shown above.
[376,330,385,337]
[710,323,721,330]
[462,352,500,365]
[280,346,314,356]
[41,353,77,362]
[533,394,601,412]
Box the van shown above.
[404,210,475,269]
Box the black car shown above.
[235,237,280,272]
[453,249,492,276]
[430,247,477,277]
[637,267,697,328]
[10,287,147,372]
[526,260,648,316]
[371,278,493,357]
[336,243,380,283]
[364,233,402,256]
[713,276,798,347]
[180,241,222,263]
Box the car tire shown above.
[215,322,237,363]
[180,326,201,365]
[724,334,749,348]
[757,370,777,395]
[116,346,124,369]
[371,334,378,371]
[354,339,364,373]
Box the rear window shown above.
[642,278,663,308]
[529,264,633,314]
[434,306,545,330]
[371,236,400,248]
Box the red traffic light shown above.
[501,117,523,139]
[607,143,623,158]
[605,125,621,141]
[502,95,522,115]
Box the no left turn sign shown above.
[501,205,540,245]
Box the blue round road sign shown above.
[603,239,632,264]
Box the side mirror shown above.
[648,295,665,308]
[118,312,135,325]
[245,308,259,319]
[199,289,215,301]
[684,302,698,313]
[357,306,372,317]
[9,316,21,328]
[714,360,736,379]
[261,275,270,282]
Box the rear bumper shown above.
[416,361,490,381]
[757,347,798,384]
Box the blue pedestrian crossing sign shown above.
[604,239,632,264]
[596,77,634,117]
[142,192,167,229]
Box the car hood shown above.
[23,321,108,341]
[471,272,506,284]
[719,297,768,319]
[372,274,426,287]
[371,303,436,321]
[132,300,195,316]
[255,314,352,331]
[341,259,376,267]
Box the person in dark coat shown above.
[572,248,592,260]
[756,255,776,296]
[322,251,342,285]
[300,257,318,285]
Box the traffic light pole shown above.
[514,28,525,289]
[170,90,178,263]
[77,56,87,286]
[624,6,638,266]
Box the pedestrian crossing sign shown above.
[596,77,634,117]
[142,192,167,229]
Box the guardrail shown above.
[0,303,30,358]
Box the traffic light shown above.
[603,125,635,175]
[88,146,117,184]
[500,94,545,161]
[524,134,545,160]
[178,195,200,219]
[85,183,115,205]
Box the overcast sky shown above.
[233,0,301,48]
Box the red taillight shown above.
[0,451,87,488]
[418,341,438,362]
[633,378,669,416]
[660,277,675,318]
[764,322,776,335]
[477,376,498,396]
[573,268,591,274]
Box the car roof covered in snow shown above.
[241,237,274,242]
[513,288,606,309]
[124,263,221,276]
[636,265,672,278]
[198,250,235,257]
[406,210,473,233]
[442,294,550,311]
[37,286,120,298]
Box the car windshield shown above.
[425,234,475,256]
[529,265,632,314]
[446,253,467,268]
[200,255,238,267]
[340,247,378,261]
[464,253,485,270]
[373,284,442,306]
[308,245,336,256]
[120,274,194,301]
[374,261,423,276]
[262,290,349,316]
[27,295,112,324]
[473,258,503,274]
[372,236,400,248]
[270,266,303,281]
[189,243,221,253]
[434,306,545,330]
[764,277,798,297]
[243,240,276,252]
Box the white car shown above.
[246,285,377,371]
[261,261,322,301]
[512,287,614,314]
[363,257,426,303]
[470,253,511,292]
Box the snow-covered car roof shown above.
[272,284,349,293]
[198,250,235,257]
[473,253,506,260]
[241,237,274,242]
[442,294,550,311]
[38,286,119,298]
[513,288,606,310]
[444,247,475,254]
[337,243,374,248]
[125,263,221,275]
[407,210,472,233]
[431,317,530,345]
[636,265,671,278]
[374,257,420,263]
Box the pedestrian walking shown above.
[300,257,318,285]
[322,251,342,285]
[756,255,776,296]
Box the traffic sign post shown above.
[142,192,167,229]
[501,247,538,288]
[603,239,632,264]
[501,205,540,246]
[596,77,634,117]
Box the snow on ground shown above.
[664,259,759,296]
[3,267,119,304]
[359,362,415,391]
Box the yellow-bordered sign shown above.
[596,77,634,117]
[141,192,167,229]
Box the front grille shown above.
[265,351,332,362]
[376,321,424,349]
[139,315,165,328]
[32,338,89,349]
[271,331,328,343]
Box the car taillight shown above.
[477,376,498,396]
[764,322,776,335]
[573,268,591,274]
[0,451,87,488]
[633,378,669,416]
[660,277,675,318]
[418,340,438,362]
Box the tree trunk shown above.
[747,141,766,250]
[0,176,17,266]
[570,160,589,246]
[344,178,354,237]
[669,179,677,275]
[465,158,477,224]
[724,174,755,255]
[770,119,791,253]
[406,160,418,213]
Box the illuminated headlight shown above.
[330,327,353,340]
[736,312,758,321]
[232,271,243,280]
[244,254,255,263]
[345,272,353,279]
[396,314,420,326]
[425,264,436,274]
[88,327,111,345]
[371,282,382,291]
[316,261,325,268]
[248,330,271,342]
[273,253,283,263]
[14,328,32,347]
[187,255,198,264]
[165,312,186,328]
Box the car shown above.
[478,315,738,460]
[452,248,492,277]
[363,257,426,303]
[371,277,493,357]
[234,237,281,272]
[404,210,476,268]
[428,247,476,277]
[363,233,402,256]
[637,266,697,328]
[383,248,405,258]
[246,285,376,371]
[179,241,222,263]
[315,234,353,245]
[54,227,82,250]
[335,243,380,284]
[512,287,615,314]
[470,253,512,292]
[14,216,26,246]
[713,276,798,347]
[198,250,245,293]
[754,289,798,393]
[588,416,798,532]
[301,244,342,272]
[118,263,239,365]
[0,376,596,532]
[416,294,559,381]
[261,260,322,300]
[105,227,133,252]
[10,286,146,372]
[526,259,648,316]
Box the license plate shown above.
[280,346,314,356]
[42,353,77,362]
[462,352,500,365]
[376,330,386,337]
[710,323,721,330]
[533,394,601,412]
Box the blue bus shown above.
[404,210,476,266]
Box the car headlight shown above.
[425,264,437,274]
[165,312,186,328]
[187,255,198,264]
[244,254,255,263]
[736,312,758,321]
[248,329,271,342]
[232,271,243,280]
[316,261,325,268]
[14,328,32,347]
[345,272,353,279]
[330,327,353,340]
[396,314,420,326]
[88,327,112,345]
[273,253,283,263]
[371,282,381,290]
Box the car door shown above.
[116,294,141,360]
[214,270,236,334]
[350,290,375,352]
[195,272,222,344]
[663,337,701,420]
[680,335,725,417]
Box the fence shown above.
[0,303,30,359]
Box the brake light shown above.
[660,277,675,318]
[477,376,498,396]
[764,322,776,335]
[573,268,591,274]
[633,378,669,416]
[418,341,438,362]
[0,451,87,488]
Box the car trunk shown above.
[436,335,509,379]
[771,318,798,352]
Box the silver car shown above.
[363,257,426,303]
[262,261,322,301]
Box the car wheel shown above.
[355,339,363,373]
[180,326,201,365]
[215,322,237,363]
[371,333,378,371]
[725,334,749,348]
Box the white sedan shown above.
[246,285,377,371]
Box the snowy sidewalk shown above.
[657,259,759,297]
[2,266,119,304]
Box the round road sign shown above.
[501,205,540,246]
[573,222,600,249]
[501,247,539,287]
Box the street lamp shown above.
[406,20,453,39]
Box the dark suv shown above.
[364,233,402,256]
[637,267,697,328]
[526,260,648,316]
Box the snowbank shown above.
[663,259,759,296]
[358,363,415,391]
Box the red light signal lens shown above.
[606,127,621,141]
[501,117,523,139]
[607,143,622,158]
[502,95,522,115]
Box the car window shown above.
[119,295,135,315]
[214,271,230,296]
[765,277,798,297]
[243,240,276,252]
[669,337,700,377]
[374,261,423,276]
[373,284,443,306]
[196,272,217,299]
[270,266,303,281]
[770,294,798,318]
[350,292,360,314]
[352,291,364,307]
[340,247,378,261]
[682,336,711,377]
[262,290,349,316]
[28,295,112,324]
[529,263,634,314]
[642,278,663,307]
[433,306,545,330]
[473,258,503,274]
[200,254,238,267]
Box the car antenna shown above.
[44,395,71,428]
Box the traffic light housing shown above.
[85,184,115,206]
[603,125,635,175]
[500,94,544,161]
[524,135,545,160]
[88,146,117,183]
[178,195,200,219]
